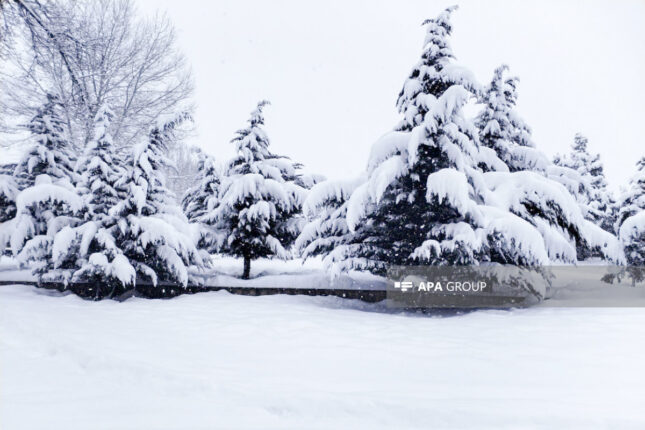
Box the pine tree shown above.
[45,105,136,296]
[4,96,83,277]
[0,174,19,255]
[297,6,623,286]
[395,5,476,132]
[208,101,307,279]
[182,152,223,252]
[475,65,548,173]
[555,134,615,233]
[108,113,206,288]
[617,158,645,268]
[333,8,551,275]
[295,176,364,277]
[13,94,76,189]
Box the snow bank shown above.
[1,285,644,429]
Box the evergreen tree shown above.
[207,101,307,279]
[108,113,206,288]
[331,8,551,275]
[182,153,223,252]
[475,65,548,173]
[3,96,83,276]
[0,174,19,255]
[395,5,476,131]
[555,134,615,233]
[297,6,623,286]
[45,105,136,295]
[295,176,364,277]
[617,158,645,268]
[13,94,76,188]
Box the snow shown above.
[1,284,644,429]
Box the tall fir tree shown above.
[108,114,205,288]
[297,6,623,284]
[206,101,307,279]
[395,5,476,132]
[48,105,136,295]
[326,8,551,276]
[3,95,83,275]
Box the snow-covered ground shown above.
[1,284,644,429]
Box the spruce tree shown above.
[335,8,550,274]
[395,5,476,131]
[208,101,307,279]
[182,153,223,252]
[0,174,18,255]
[47,105,136,295]
[475,65,548,173]
[108,114,205,288]
[617,158,645,267]
[555,134,615,233]
[5,95,82,276]
[13,94,76,189]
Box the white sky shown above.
[138,0,645,191]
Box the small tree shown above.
[182,153,223,252]
[208,101,307,279]
[555,134,615,233]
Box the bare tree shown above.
[0,0,193,151]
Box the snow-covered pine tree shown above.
[295,176,365,277]
[555,134,615,233]
[0,173,19,255]
[617,157,645,267]
[44,105,136,296]
[475,71,621,263]
[181,152,223,253]
[395,5,476,132]
[475,65,549,173]
[2,95,83,277]
[333,7,555,278]
[108,113,206,289]
[207,101,307,279]
[13,94,76,189]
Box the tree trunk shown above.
[242,256,251,280]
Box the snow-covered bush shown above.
[205,101,307,279]
[11,174,84,280]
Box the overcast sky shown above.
[138,0,645,191]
